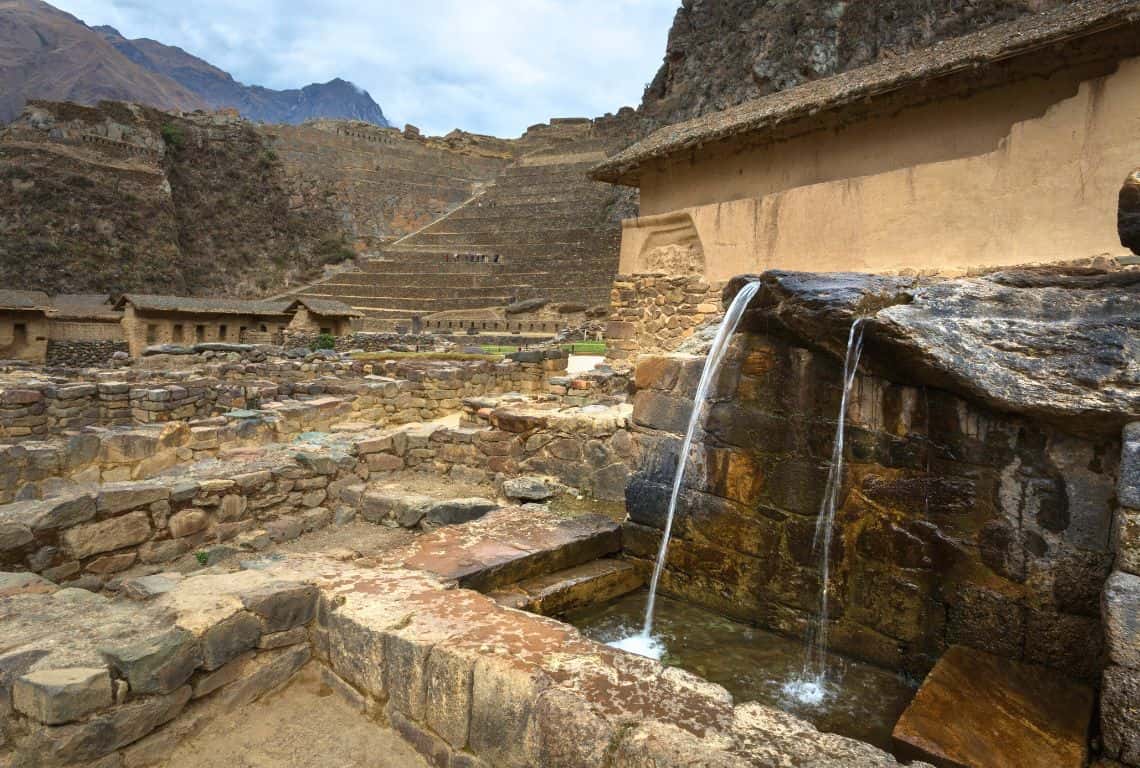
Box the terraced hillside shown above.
[296,116,638,329]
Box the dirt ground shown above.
[162,665,429,768]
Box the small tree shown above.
[160,123,184,150]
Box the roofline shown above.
[591,0,1140,186]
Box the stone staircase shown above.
[296,128,634,329]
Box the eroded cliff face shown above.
[640,0,1072,126]
[0,101,348,297]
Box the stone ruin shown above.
[0,257,1135,768]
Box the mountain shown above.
[639,0,1073,126]
[94,25,389,126]
[0,0,206,123]
[0,0,388,126]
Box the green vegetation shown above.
[194,551,209,566]
[160,123,184,150]
[352,351,501,362]
[479,341,606,355]
[312,333,336,351]
[314,237,356,265]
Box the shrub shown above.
[160,123,184,150]
[312,333,336,351]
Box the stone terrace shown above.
[298,126,634,329]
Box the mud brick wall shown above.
[605,273,722,362]
[627,336,1118,683]
[45,340,129,368]
[1101,422,1140,765]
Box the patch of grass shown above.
[161,123,184,150]
[352,351,502,362]
[561,341,606,355]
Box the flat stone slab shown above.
[892,645,1094,768]
[488,558,643,616]
[399,506,621,591]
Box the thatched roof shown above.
[0,290,50,311]
[49,294,119,320]
[287,297,363,318]
[115,294,292,316]
[592,0,1140,185]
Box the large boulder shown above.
[726,268,1140,435]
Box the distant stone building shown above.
[592,1,1140,284]
[0,290,50,362]
[115,294,361,357]
[282,298,362,337]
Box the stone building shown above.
[592,1,1140,284]
[0,290,50,362]
[115,295,294,357]
[282,298,362,337]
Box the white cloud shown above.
[52,0,679,136]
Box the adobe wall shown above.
[0,311,48,363]
[628,339,1117,683]
[623,57,1140,281]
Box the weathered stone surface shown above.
[892,645,1093,768]
[0,571,57,597]
[729,269,1140,434]
[99,628,200,695]
[501,476,558,502]
[360,490,432,526]
[62,512,151,559]
[1121,422,1140,510]
[13,667,113,724]
[1104,570,1140,669]
[240,581,318,633]
[167,509,209,539]
[28,492,96,531]
[422,498,499,526]
[191,650,254,699]
[201,611,262,670]
[257,626,308,650]
[121,573,183,601]
[490,559,643,617]
[1103,664,1140,765]
[97,482,171,514]
[36,685,191,763]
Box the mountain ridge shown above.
[0,0,388,125]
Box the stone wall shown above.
[0,356,561,440]
[627,338,1117,682]
[45,340,129,368]
[1101,422,1140,765]
[605,273,722,362]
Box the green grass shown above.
[352,351,502,362]
[479,341,607,355]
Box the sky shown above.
[51,0,680,137]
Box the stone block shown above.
[631,390,693,434]
[191,650,254,699]
[257,626,308,650]
[37,685,191,764]
[167,509,209,539]
[100,628,200,695]
[1117,508,1140,577]
[86,551,137,575]
[892,646,1093,768]
[240,582,318,634]
[62,512,151,560]
[424,644,476,750]
[201,611,262,671]
[264,517,303,543]
[502,476,557,502]
[97,482,170,515]
[0,518,33,552]
[423,498,499,527]
[0,571,57,597]
[28,493,96,531]
[1121,423,1140,510]
[469,654,548,768]
[1105,570,1140,669]
[1104,664,1140,765]
[13,667,113,725]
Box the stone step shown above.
[400,506,621,592]
[892,645,1094,768]
[487,558,643,616]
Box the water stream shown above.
[609,279,761,660]
[783,317,867,705]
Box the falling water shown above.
[609,279,762,660]
[783,317,867,705]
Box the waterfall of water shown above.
[784,317,867,704]
[609,279,762,660]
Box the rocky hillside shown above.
[640,0,1072,126]
[0,101,350,296]
[0,0,388,126]
[94,26,389,126]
